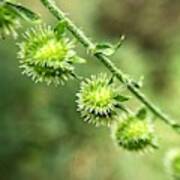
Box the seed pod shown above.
[165,149,180,180]
[18,25,85,86]
[112,114,157,151]
[76,73,127,126]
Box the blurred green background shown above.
[0,0,180,179]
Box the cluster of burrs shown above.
[0,1,158,151]
[76,73,158,152]
[1,1,179,179]
[18,24,85,85]
[0,1,85,85]
[16,21,156,151]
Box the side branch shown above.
[40,0,180,133]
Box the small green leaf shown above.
[6,2,40,22]
[94,36,125,56]
[114,95,130,102]
[71,56,86,64]
[54,20,67,37]
[136,107,147,120]
[95,43,115,56]
[108,75,115,85]
[133,76,144,89]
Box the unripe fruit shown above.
[76,73,125,126]
[18,25,85,86]
[112,114,157,151]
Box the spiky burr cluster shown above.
[112,114,157,151]
[18,25,85,86]
[76,73,124,126]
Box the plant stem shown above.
[40,0,180,133]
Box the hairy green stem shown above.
[40,0,180,133]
